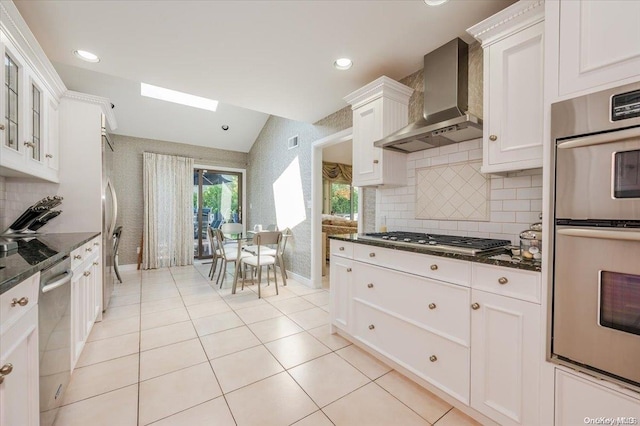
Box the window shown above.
[329,183,358,220]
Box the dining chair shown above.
[207,226,223,281]
[266,224,278,231]
[214,228,250,288]
[240,231,282,298]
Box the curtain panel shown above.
[322,162,352,184]
[143,152,194,269]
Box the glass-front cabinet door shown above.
[1,40,25,169]
[27,78,42,163]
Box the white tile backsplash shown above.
[0,178,59,230]
[377,137,543,245]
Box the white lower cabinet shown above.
[329,241,543,425]
[470,289,541,425]
[70,236,101,370]
[555,369,640,425]
[0,273,40,426]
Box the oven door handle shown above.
[42,270,74,294]
[557,126,640,150]
[557,228,640,242]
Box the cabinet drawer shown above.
[0,272,39,334]
[353,263,470,345]
[472,263,541,303]
[353,244,470,286]
[330,240,353,258]
[353,301,470,404]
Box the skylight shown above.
[140,83,218,112]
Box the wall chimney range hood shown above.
[375,38,482,153]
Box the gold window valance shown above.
[322,162,352,184]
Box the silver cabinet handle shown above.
[346,268,352,272]
[557,126,640,150]
[10,297,28,307]
[23,141,35,148]
[86,247,92,252]
[557,227,640,242]
[45,153,53,158]
[74,254,82,260]
[368,324,375,330]
[430,264,438,271]
[0,363,13,383]
[498,277,508,285]
[373,159,379,164]
[83,271,91,277]
[339,247,345,251]
[489,135,498,141]
[0,124,5,130]
[93,261,99,266]
[429,355,438,362]
[94,242,100,246]
[428,303,436,310]
[471,303,480,310]
[367,283,374,288]
[369,253,375,257]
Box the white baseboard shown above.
[284,269,314,288]
[119,264,139,272]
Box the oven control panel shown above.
[611,89,640,121]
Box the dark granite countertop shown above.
[0,232,100,295]
[329,234,542,273]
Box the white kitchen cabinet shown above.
[556,1,640,97]
[467,0,544,174]
[555,369,640,425]
[470,288,541,426]
[0,36,60,182]
[329,240,353,332]
[70,237,101,370]
[344,76,413,187]
[0,273,40,426]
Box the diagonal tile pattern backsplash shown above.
[416,161,489,221]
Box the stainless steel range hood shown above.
[375,38,482,153]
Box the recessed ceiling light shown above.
[424,0,449,5]
[73,50,100,63]
[334,58,353,70]
[140,83,218,112]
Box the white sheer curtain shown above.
[142,152,194,269]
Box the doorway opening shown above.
[193,168,243,259]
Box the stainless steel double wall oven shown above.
[551,81,640,390]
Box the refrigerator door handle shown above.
[105,178,118,236]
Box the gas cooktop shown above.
[360,231,511,255]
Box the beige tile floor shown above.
[53,262,481,426]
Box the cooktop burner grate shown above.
[361,231,511,254]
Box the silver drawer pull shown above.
[373,159,379,164]
[471,302,480,310]
[430,264,438,271]
[498,277,508,285]
[23,141,35,148]
[489,135,498,141]
[429,355,438,362]
[339,247,345,251]
[83,271,91,277]
[367,283,374,288]
[0,124,5,130]
[10,297,28,307]
[93,261,99,266]
[74,254,82,260]
[86,247,93,252]
[428,303,436,310]
[369,253,375,257]
[45,153,53,158]
[0,363,13,375]
[368,324,375,330]
[346,268,352,272]
[94,242,100,246]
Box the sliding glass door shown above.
[193,169,242,259]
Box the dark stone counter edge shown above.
[329,234,542,273]
[0,232,101,295]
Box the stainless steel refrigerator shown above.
[102,114,117,312]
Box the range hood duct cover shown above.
[375,38,483,153]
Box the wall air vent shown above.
[288,135,299,150]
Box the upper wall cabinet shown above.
[0,1,66,183]
[344,76,413,187]
[556,1,640,97]
[468,0,544,174]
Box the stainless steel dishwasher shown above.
[38,256,73,426]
